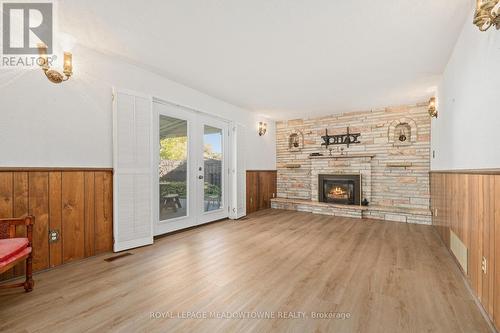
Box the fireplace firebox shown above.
[318,174,361,205]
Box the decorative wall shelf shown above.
[308,153,375,160]
[386,162,413,168]
[284,164,301,168]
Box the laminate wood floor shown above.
[0,210,492,333]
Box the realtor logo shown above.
[2,2,53,54]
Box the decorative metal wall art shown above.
[288,130,304,152]
[321,127,361,148]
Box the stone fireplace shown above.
[318,174,361,205]
[271,103,432,224]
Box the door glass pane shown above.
[159,115,188,221]
[204,125,223,212]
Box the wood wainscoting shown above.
[246,170,277,214]
[0,169,113,281]
[430,170,500,330]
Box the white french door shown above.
[153,100,229,235]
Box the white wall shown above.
[432,10,500,170]
[244,117,276,170]
[0,45,276,170]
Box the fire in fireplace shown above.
[329,186,349,200]
[318,174,361,205]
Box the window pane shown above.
[204,125,222,212]
[159,115,188,221]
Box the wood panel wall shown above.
[246,171,277,214]
[430,171,500,330]
[0,169,113,281]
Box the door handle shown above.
[199,175,204,179]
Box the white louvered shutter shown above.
[113,89,154,251]
[230,124,246,219]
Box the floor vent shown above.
[450,230,468,275]
[104,253,133,262]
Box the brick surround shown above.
[272,103,431,224]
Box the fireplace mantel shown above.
[308,153,375,160]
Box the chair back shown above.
[0,224,9,239]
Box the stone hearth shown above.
[270,198,431,224]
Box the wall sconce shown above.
[38,44,73,84]
[258,122,267,136]
[428,97,438,118]
[474,0,500,31]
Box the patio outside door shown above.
[154,101,229,235]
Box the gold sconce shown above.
[38,44,73,84]
[258,122,267,136]
[428,97,438,118]
[474,0,500,31]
